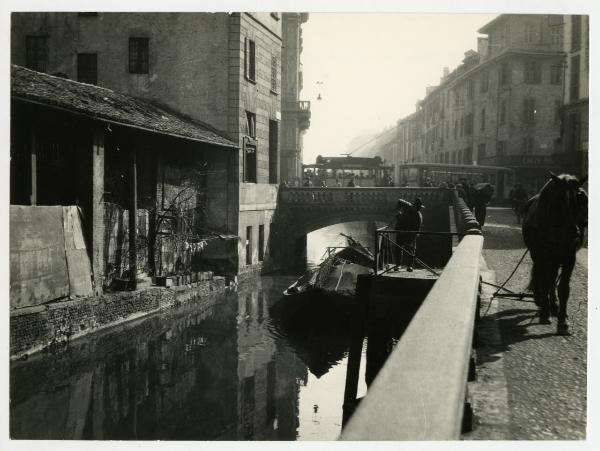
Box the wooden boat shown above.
[283,234,375,298]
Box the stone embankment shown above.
[11,275,228,360]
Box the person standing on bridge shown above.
[394,198,425,272]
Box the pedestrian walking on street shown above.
[513,183,528,223]
[473,183,494,227]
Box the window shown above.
[244,37,256,82]
[246,111,256,138]
[460,116,464,137]
[268,120,278,184]
[500,62,511,86]
[270,55,279,93]
[25,36,47,72]
[258,225,265,262]
[524,61,541,84]
[522,137,535,155]
[480,108,486,131]
[244,111,257,183]
[565,112,581,152]
[523,98,536,124]
[467,79,474,100]
[454,120,458,139]
[129,37,149,74]
[464,146,473,164]
[77,53,97,84]
[550,64,563,84]
[246,226,253,265]
[454,89,460,107]
[478,143,487,161]
[480,71,489,93]
[549,17,563,45]
[244,140,257,183]
[571,15,582,51]
[570,55,580,101]
[554,100,562,124]
[464,113,474,136]
[497,140,507,157]
[500,99,507,125]
[524,22,536,44]
[499,26,507,48]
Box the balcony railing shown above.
[298,100,310,111]
[284,100,311,112]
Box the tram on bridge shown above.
[398,162,515,199]
[303,155,393,187]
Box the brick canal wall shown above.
[10,276,228,359]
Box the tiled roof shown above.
[11,65,238,149]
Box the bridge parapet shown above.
[272,187,453,273]
[280,187,448,206]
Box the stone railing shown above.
[280,187,449,207]
[452,190,481,236]
[341,234,484,440]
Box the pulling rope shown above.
[489,248,532,299]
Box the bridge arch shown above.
[273,187,452,273]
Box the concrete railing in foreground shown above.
[341,234,483,440]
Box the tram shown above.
[397,163,515,199]
[303,155,393,187]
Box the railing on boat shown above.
[373,228,480,275]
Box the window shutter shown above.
[249,40,256,80]
[244,37,249,79]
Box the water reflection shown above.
[10,222,373,441]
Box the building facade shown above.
[560,14,589,175]
[280,13,311,185]
[354,14,575,195]
[12,12,307,276]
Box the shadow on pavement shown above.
[476,308,558,364]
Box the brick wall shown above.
[10,276,228,359]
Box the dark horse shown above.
[522,172,588,335]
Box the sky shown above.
[300,13,499,164]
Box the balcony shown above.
[283,100,311,131]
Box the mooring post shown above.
[342,274,372,426]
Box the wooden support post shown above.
[30,133,37,206]
[129,146,137,290]
[91,127,105,294]
[342,274,372,426]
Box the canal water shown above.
[10,222,374,440]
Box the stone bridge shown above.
[271,187,453,273]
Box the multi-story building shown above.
[280,13,311,185]
[12,12,308,276]
[356,14,570,195]
[560,14,589,175]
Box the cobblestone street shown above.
[468,207,587,440]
